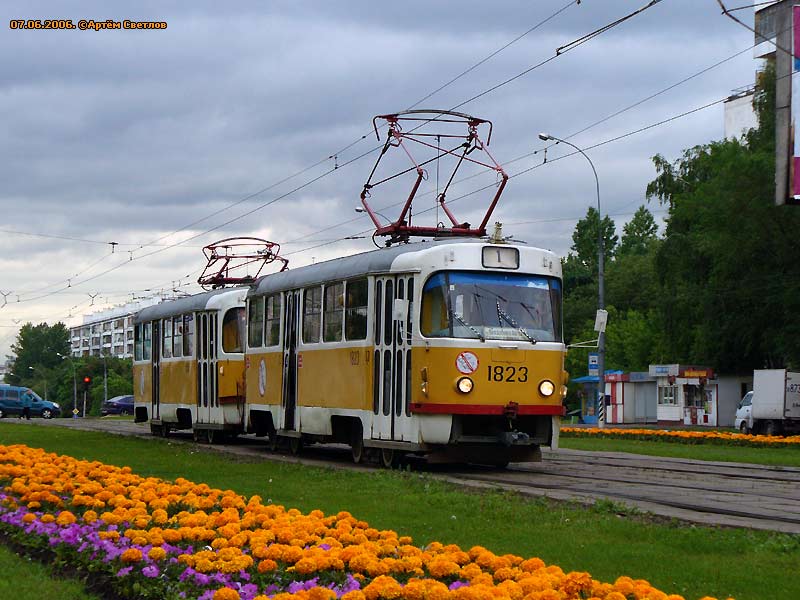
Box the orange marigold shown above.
[55,510,76,526]
[148,547,167,561]
[212,588,241,600]
[258,559,278,573]
[120,548,143,563]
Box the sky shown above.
[0,0,765,358]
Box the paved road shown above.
[5,417,799,533]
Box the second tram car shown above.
[244,239,567,466]
[133,287,248,442]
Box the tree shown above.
[568,206,618,273]
[645,63,800,372]
[6,323,70,386]
[562,207,619,346]
[617,206,658,257]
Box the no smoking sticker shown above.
[455,351,479,374]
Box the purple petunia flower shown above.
[142,565,160,578]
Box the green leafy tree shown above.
[562,207,618,345]
[568,206,618,273]
[645,63,800,371]
[617,206,658,257]
[6,323,70,383]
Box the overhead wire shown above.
[4,1,586,309]
[6,0,640,309]
[277,84,772,261]
[117,1,586,255]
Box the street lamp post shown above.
[354,206,391,223]
[538,133,605,427]
[57,352,77,418]
[27,366,47,400]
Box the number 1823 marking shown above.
[487,365,528,383]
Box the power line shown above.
[120,1,584,258]
[6,2,632,308]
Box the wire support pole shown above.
[539,133,604,427]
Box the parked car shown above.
[0,384,61,419]
[100,395,134,416]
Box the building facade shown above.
[69,297,168,358]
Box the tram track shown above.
[6,418,800,533]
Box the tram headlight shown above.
[538,380,555,397]
[456,377,474,394]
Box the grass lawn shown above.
[559,435,800,467]
[0,423,798,600]
[0,542,102,599]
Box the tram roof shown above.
[134,287,246,323]
[250,238,536,296]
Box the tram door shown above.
[196,311,218,424]
[372,275,414,441]
[151,320,161,421]
[282,291,299,431]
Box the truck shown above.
[735,369,800,435]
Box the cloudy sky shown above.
[0,0,763,357]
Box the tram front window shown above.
[421,271,562,342]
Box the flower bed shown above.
[0,444,726,600]
[561,427,800,447]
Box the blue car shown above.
[0,384,61,419]
[100,395,134,416]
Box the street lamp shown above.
[57,352,77,418]
[354,206,391,223]
[538,132,606,427]
[27,366,48,400]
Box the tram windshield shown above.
[421,271,562,343]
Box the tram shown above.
[244,238,567,466]
[132,287,248,442]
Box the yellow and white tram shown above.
[244,239,567,466]
[133,287,248,442]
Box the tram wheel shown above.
[206,429,217,444]
[268,433,280,452]
[379,448,395,469]
[289,437,302,455]
[351,435,365,464]
[161,425,170,438]
[193,429,202,443]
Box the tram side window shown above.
[222,307,246,353]
[134,324,143,361]
[345,279,368,340]
[323,282,344,342]
[173,315,183,358]
[303,286,322,344]
[248,297,265,348]
[266,295,281,346]
[183,314,194,357]
[162,318,173,359]
[143,323,152,360]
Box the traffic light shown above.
[82,376,92,392]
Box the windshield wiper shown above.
[452,312,485,342]
[496,301,536,344]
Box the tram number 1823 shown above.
[488,365,528,382]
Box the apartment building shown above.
[69,297,168,358]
